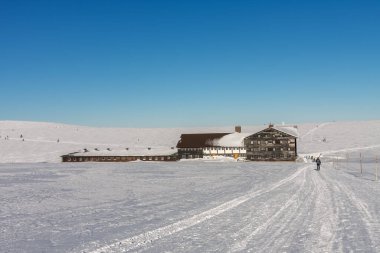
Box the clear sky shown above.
[1,0,379,127]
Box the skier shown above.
[316,157,321,171]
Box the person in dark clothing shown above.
[316,157,321,171]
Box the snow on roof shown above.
[176,133,230,148]
[67,147,177,157]
[273,126,299,137]
[213,132,253,147]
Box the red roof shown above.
[176,133,230,148]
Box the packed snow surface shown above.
[1,120,380,252]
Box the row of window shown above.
[257,134,288,138]
[180,147,243,151]
[182,155,201,159]
[249,147,295,152]
[65,156,175,162]
[204,148,243,151]
[249,140,294,145]
[179,148,202,152]
[248,153,295,159]
[204,154,247,158]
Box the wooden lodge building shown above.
[176,126,249,159]
[244,125,298,161]
[176,133,230,159]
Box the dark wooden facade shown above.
[61,154,179,162]
[244,127,297,161]
[176,133,230,159]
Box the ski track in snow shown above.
[229,167,308,252]
[84,166,309,253]
[228,164,339,253]
[299,122,331,140]
[323,164,380,252]
[318,144,380,155]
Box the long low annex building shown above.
[61,148,178,162]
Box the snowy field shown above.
[1,120,380,252]
[1,161,380,253]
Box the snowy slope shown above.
[1,120,380,162]
[1,120,380,253]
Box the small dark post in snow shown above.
[376,156,379,181]
[360,153,363,176]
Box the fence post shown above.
[376,156,378,181]
[360,153,363,176]
[337,157,339,170]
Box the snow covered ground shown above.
[1,120,380,252]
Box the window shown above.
[251,141,254,144]
[268,148,273,151]
[258,141,261,144]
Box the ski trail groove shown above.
[84,165,308,253]
[324,165,380,251]
[308,168,337,252]
[229,167,308,252]
[300,122,331,139]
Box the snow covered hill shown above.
[2,120,380,253]
[0,120,380,163]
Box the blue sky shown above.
[1,0,379,127]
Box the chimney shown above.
[269,123,274,128]
[235,126,241,133]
